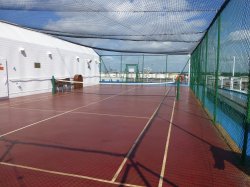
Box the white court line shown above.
[111,88,171,182]
[72,111,150,119]
[0,95,52,107]
[0,87,136,138]
[0,162,144,187]
[158,99,176,187]
[8,106,150,120]
[0,92,73,107]
[0,84,101,107]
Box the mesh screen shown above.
[190,0,250,162]
[100,55,189,83]
[0,0,226,54]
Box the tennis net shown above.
[51,78,178,97]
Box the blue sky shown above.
[0,10,60,28]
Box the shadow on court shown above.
[156,116,250,177]
[0,114,177,187]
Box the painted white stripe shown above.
[8,106,150,119]
[0,88,135,138]
[0,162,144,187]
[0,91,74,107]
[158,99,176,187]
[111,88,171,182]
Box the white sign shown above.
[128,68,135,73]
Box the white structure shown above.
[0,22,100,98]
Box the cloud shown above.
[228,29,250,42]
[0,0,223,54]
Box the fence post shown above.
[241,57,250,164]
[176,76,180,100]
[197,46,201,100]
[120,55,123,82]
[202,34,209,106]
[165,55,168,83]
[142,55,144,82]
[213,15,221,124]
[99,56,102,82]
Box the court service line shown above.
[0,87,136,138]
[0,162,144,187]
[0,85,134,107]
[158,99,176,187]
[8,106,150,120]
[0,94,53,107]
[111,88,171,182]
[0,85,100,107]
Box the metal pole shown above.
[202,34,208,106]
[241,57,250,164]
[142,55,144,82]
[232,56,235,77]
[99,56,102,82]
[197,45,201,100]
[176,76,180,100]
[188,54,191,86]
[165,55,168,82]
[121,55,123,82]
[213,16,221,124]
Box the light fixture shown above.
[19,47,26,57]
[47,51,52,59]
[19,47,25,52]
[86,59,92,70]
[95,59,100,64]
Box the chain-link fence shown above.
[190,0,250,164]
[100,55,189,84]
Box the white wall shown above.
[0,22,100,98]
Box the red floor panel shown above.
[163,88,249,187]
[1,113,149,180]
[0,108,62,134]
[75,95,164,117]
[7,93,111,111]
[114,92,176,186]
[0,85,249,187]
[0,164,119,187]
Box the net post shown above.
[241,57,250,164]
[176,75,180,100]
[51,75,56,95]
[213,15,221,124]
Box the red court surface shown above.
[0,85,249,187]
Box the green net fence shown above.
[100,55,189,84]
[190,0,250,164]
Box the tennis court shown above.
[0,84,248,187]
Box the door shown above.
[0,59,9,99]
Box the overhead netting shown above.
[0,0,226,54]
[190,0,250,163]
